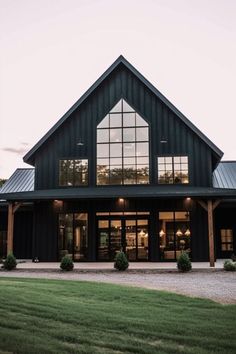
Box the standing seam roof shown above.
[0,169,34,193]
[213,162,236,189]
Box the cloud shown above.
[2,147,29,155]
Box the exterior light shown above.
[118,198,124,203]
[186,197,191,201]
[77,142,84,146]
[160,140,167,144]
[185,229,191,236]
[176,229,183,237]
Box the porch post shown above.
[7,202,14,254]
[207,200,215,267]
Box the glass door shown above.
[125,220,136,260]
[97,216,149,261]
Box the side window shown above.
[220,229,233,251]
[59,159,88,186]
[157,156,189,184]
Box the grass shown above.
[0,278,235,354]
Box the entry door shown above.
[125,219,149,261]
[97,218,149,261]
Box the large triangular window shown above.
[97,99,149,185]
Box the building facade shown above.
[1,56,236,264]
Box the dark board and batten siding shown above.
[34,64,213,190]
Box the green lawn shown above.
[0,278,235,354]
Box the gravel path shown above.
[0,270,235,304]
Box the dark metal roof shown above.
[23,55,223,165]
[0,169,34,194]
[1,185,236,201]
[213,161,236,189]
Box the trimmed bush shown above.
[231,254,236,262]
[224,260,236,271]
[60,255,74,271]
[114,251,129,271]
[3,253,17,270]
[177,252,192,272]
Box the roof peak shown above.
[23,56,223,164]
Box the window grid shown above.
[97,99,149,185]
[158,156,189,184]
[59,159,88,186]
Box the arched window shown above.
[96,99,149,185]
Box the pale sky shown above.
[0,0,236,179]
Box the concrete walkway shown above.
[15,259,226,270]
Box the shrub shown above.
[114,251,129,271]
[231,254,236,262]
[3,253,17,270]
[60,255,74,271]
[177,252,192,272]
[224,260,236,271]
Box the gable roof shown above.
[23,55,223,165]
[0,168,34,194]
[213,161,236,189]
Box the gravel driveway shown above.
[0,270,235,304]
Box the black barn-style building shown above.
[1,56,236,265]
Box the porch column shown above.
[7,202,22,255]
[207,200,214,267]
[197,199,221,267]
[7,202,14,254]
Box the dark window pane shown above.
[137,165,149,184]
[74,160,88,186]
[110,166,122,184]
[123,165,136,184]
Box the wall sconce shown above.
[118,198,125,204]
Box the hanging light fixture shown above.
[176,229,183,237]
[159,229,165,237]
[185,229,191,236]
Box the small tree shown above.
[3,253,17,270]
[60,255,74,271]
[114,251,129,271]
[177,252,192,272]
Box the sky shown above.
[0,0,236,179]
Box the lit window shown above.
[59,159,88,186]
[220,229,233,251]
[158,156,189,184]
[97,99,149,185]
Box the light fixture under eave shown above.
[160,140,167,144]
[77,142,84,146]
